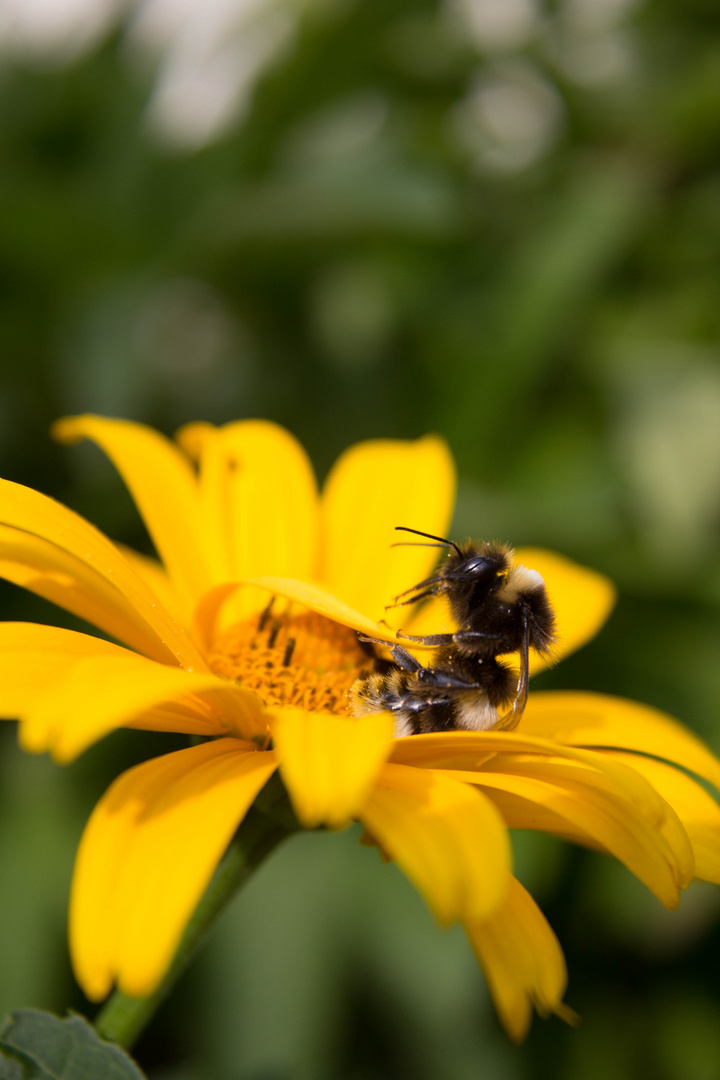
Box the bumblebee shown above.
[349,527,556,735]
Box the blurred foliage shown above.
[1,0,720,1076]
[0,1009,146,1079]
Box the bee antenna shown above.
[394,526,462,557]
[390,541,448,549]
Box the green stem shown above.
[95,798,296,1050]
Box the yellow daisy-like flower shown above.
[1,415,720,1043]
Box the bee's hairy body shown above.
[349,531,556,737]
[402,539,555,658]
[350,646,517,736]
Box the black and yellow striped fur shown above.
[349,529,556,736]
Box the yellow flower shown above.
[1,415,719,1042]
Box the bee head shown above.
[441,541,512,624]
[444,541,511,582]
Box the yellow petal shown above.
[471,787,590,847]
[360,762,511,923]
[479,750,670,827]
[392,727,695,895]
[0,624,243,745]
[271,708,394,829]
[409,732,692,862]
[20,653,265,761]
[237,577,399,643]
[320,435,455,621]
[193,582,248,651]
[0,477,205,671]
[120,699,233,737]
[0,621,132,654]
[53,416,210,610]
[521,691,720,792]
[70,739,276,1000]
[487,752,695,889]
[72,746,192,1001]
[606,751,720,885]
[389,727,664,781]
[465,876,573,1043]
[470,768,687,908]
[503,548,617,675]
[0,622,136,715]
[176,421,319,622]
[0,526,182,665]
[174,422,229,584]
[116,544,191,627]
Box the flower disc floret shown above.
[208,609,369,714]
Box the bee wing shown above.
[496,607,530,732]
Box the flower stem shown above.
[95,798,296,1050]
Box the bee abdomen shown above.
[348,668,407,717]
[349,669,425,737]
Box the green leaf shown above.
[0,1011,146,1080]
[0,1055,24,1080]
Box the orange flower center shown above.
[208,606,370,715]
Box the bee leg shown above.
[395,631,457,647]
[396,629,500,647]
[357,632,405,652]
[392,651,486,691]
[453,629,503,646]
[385,588,437,610]
[357,633,430,674]
[387,644,426,673]
[415,669,485,690]
[356,635,427,674]
[390,575,445,603]
[496,609,530,731]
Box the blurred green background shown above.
[2,0,720,1075]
